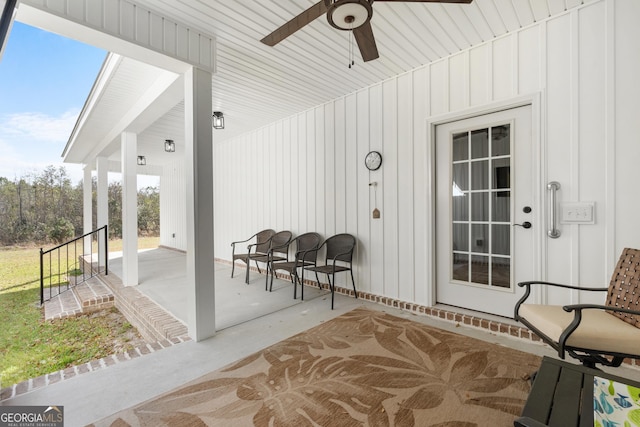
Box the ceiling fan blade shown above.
[261,1,328,46]
[353,21,379,62]
[374,0,472,3]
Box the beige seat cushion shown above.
[520,304,640,356]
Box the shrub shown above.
[48,217,75,244]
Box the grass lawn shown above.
[0,236,159,388]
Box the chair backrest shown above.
[269,231,293,254]
[606,247,640,327]
[325,233,356,263]
[295,232,322,262]
[255,229,276,253]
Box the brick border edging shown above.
[0,336,192,401]
[223,257,640,370]
[224,257,539,341]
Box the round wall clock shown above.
[365,151,382,171]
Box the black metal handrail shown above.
[39,225,108,305]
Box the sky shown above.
[0,21,105,185]
[0,21,158,188]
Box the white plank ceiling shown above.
[52,0,595,165]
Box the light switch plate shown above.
[561,202,595,224]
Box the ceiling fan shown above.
[261,0,473,63]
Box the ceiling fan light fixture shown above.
[327,0,372,30]
[261,0,473,64]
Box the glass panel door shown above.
[436,105,535,317]
[451,124,512,289]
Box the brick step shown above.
[43,277,115,321]
[43,287,82,320]
[72,277,115,312]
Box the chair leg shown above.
[265,261,274,291]
[292,271,298,299]
[265,263,270,291]
[245,259,250,284]
[255,261,262,274]
[350,269,357,299]
[300,269,305,301]
[231,260,235,278]
[327,274,334,310]
[269,268,277,293]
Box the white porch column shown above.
[184,66,215,341]
[83,165,93,254]
[121,132,139,286]
[96,156,109,267]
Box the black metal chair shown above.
[230,229,275,278]
[515,247,640,368]
[305,233,357,309]
[268,232,322,298]
[244,230,293,285]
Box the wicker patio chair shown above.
[515,247,640,368]
[305,233,357,309]
[267,232,322,298]
[230,229,275,278]
[244,230,293,285]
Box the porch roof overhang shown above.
[61,52,184,173]
[15,0,596,171]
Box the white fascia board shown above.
[63,52,122,161]
[0,0,19,63]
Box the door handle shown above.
[547,181,561,238]
[513,221,532,229]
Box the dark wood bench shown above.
[515,356,640,427]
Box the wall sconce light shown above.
[137,156,146,166]
[212,111,224,129]
[164,139,175,152]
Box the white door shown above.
[435,106,535,317]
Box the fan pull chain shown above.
[348,25,355,69]
[347,30,350,68]
[348,30,352,68]
[351,34,355,68]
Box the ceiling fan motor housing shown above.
[327,0,373,30]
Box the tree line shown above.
[0,166,159,246]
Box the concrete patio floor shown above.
[4,247,640,426]
[108,247,331,330]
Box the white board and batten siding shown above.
[161,0,640,309]
[160,160,187,251]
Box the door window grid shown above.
[451,125,512,289]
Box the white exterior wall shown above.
[161,0,640,308]
[615,1,640,260]
[160,159,187,250]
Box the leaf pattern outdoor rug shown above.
[90,307,541,427]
